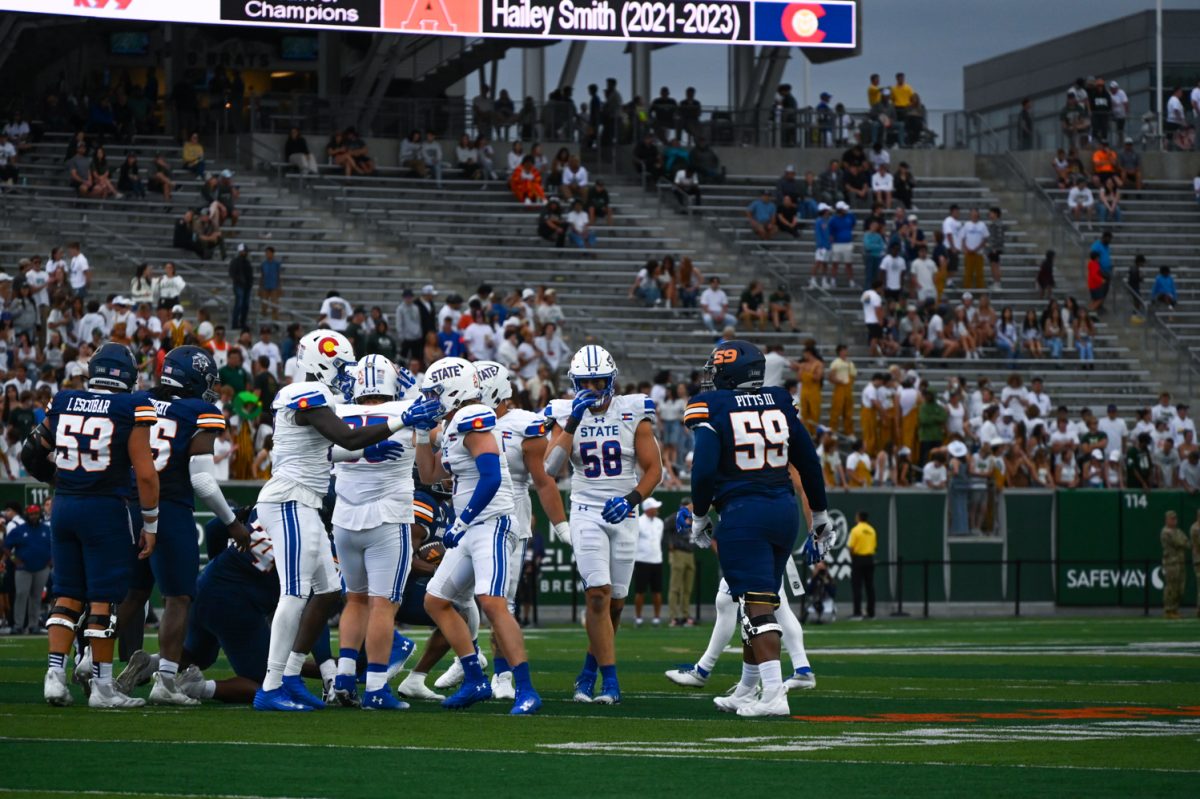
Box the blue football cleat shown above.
[362,686,409,711]
[572,673,596,703]
[593,680,622,705]
[441,679,492,710]
[253,687,311,712]
[282,675,326,709]
[385,633,417,681]
[510,689,542,715]
[331,674,360,707]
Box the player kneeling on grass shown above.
[414,358,541,714]
[676,340,831,717]
[544,345,662,705]
[328,354,423,711]
[42,343,160,709]
[253,330,436,712]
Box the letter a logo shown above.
[402,0,458,31]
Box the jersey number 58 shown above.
[730,409,788,471]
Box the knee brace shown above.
[47,604,83,632]
[83,604,118,640]
[738,596,783,645]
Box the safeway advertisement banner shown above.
[2,0,857,47]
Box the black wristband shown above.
[564,416,580,434]
[623,490,644,507]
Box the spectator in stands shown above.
[0,131,19,189]
[870,163,894,210]
[1092,140,1119,186]
[284,127,319,175]
[1021,309,1044,358]
[455,133,482,180]
[1164,87,1186,146]
[155,261,185,311]
[116,151,146,199]
[545,147,570,193]
[633,132,662,184]
[775,195,800,239]
[66,242,89,299]
[1151,265,1178,310]
[537,197,566,247]
[674,257,702,309]
[1060,94,1090,148]
[216,170,240,227]
[673,165,701,210]
[746,189,777,240]
[253,246,282,321]
[147,152,175,203]
[1052,149,1072,188]
[393,289,424,362]
[343,127,375,176]
[960,208,989,290]
[192,209,225,260]
[587,179,613,225]
[630,260,663,307]
[436,316,465,358]
[688,137,722,185]
[699,277,735,333]
[1097,176,1122,223]
[228,244,253,331]
[737,281,768,331]
[1041,300,1064,359]
[182,131,205,177]
[818,159,844,207]
[1067,177,1095,221]
[775,165,800,207]
[892,161,915,210]
[565,199,597,250]
[862,220,885,291]
[844,164,869,207]
[510,155,546,206]
[87,145,119,199]
[325,130,356,177]
[561,155,589,202]
[472,85,495,138]
[129,262,157,308]
[400,130,425,177]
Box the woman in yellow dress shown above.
[795,340,825,436]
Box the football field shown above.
[2,616,1198,798]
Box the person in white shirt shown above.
[564,199,596,249]
[1026,377,1051,418]
[560,155,589,202]
[673,166,701,209]
[1151,394,1178,428]
[0,132,17,185]
[45,247,67,287]
[941,205,962,267]
[871,164,894,208]
[212,428,235,481]
[1108,81,1129,138]
[959,208,989,290]
[909,244,937,303]
[506,141,525,174]
[2,113,30,144]
[249,326,284,376]
[24,260,49,310]
[861,281,884,358]
[77,300,109,346]
[879,242,906,301]
[1165,87,1186,135]
[698,277,736,332]
[317,292,354,332]
[922,452,948,488]
[762,343,791,388]
[533,321,565,373]
[1171,404,1196,446]
[437,296,464,330]
[632,498,665,627]
[66,242,90,298]
[462,311,496,361]
[1097,404,1128,457]
[1067,178,1095,221]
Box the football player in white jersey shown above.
[544,345,662,704]
[328,354,420,711]
[253,330,438,712]
[475,360,570,700]
[414,357,541,714]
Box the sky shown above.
[492,0,1193,112]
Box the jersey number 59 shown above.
[730,409,788,471]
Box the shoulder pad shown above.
[280,382,332,412]
[186,398,226,431]
[524,417,549,437]
[683,396,711,428]
[455,405,497,433]
[547,399,571,422]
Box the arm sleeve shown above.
[459,451,502,527]
[786,408,829,512]
[328,446,364,463]
[690,425,720,517]
[190,454,237,525]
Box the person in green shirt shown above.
[1125,432,1153,490]
[917,389,947,465]
[217,348,249,393]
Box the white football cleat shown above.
[433,657,463,689]
[713,683,758,713]
[736,685,791,717]
[176,666,207,700]
[396,673,445,702]
[89,680,146,709]
[73,648,93,697]
[114,650,155,695]
[665,665,709,687]
[149,672,200,706]
[44,669,73,707]
[784,668,816,691]
[491,671,516,701]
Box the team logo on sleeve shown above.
[621,412,634,421]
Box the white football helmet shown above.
[474,360,512,409]
[352,354,400,402]
[420,357,481,418]
[296,329,356,401]
[568,344,618,398]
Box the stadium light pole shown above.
[1155,0,1163,144]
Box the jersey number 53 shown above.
[730,409,788,471]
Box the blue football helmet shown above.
[568,345,618,399]
[702,340,766,391]
[160,345,220,403]
[87,342,139,392]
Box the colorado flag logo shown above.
[754,1,856,46]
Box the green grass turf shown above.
[2,617,1199,798]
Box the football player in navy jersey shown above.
[43,342,161,709]
[115,345,251,705]
[678,340,831,717]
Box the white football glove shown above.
[690,514,714,549]
[810,510,832,547]
[550,521,571,546]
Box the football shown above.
[417,540,446,565]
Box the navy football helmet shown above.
[160,345,220,403]
[702,340,766,391]
[87,342,139,392]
